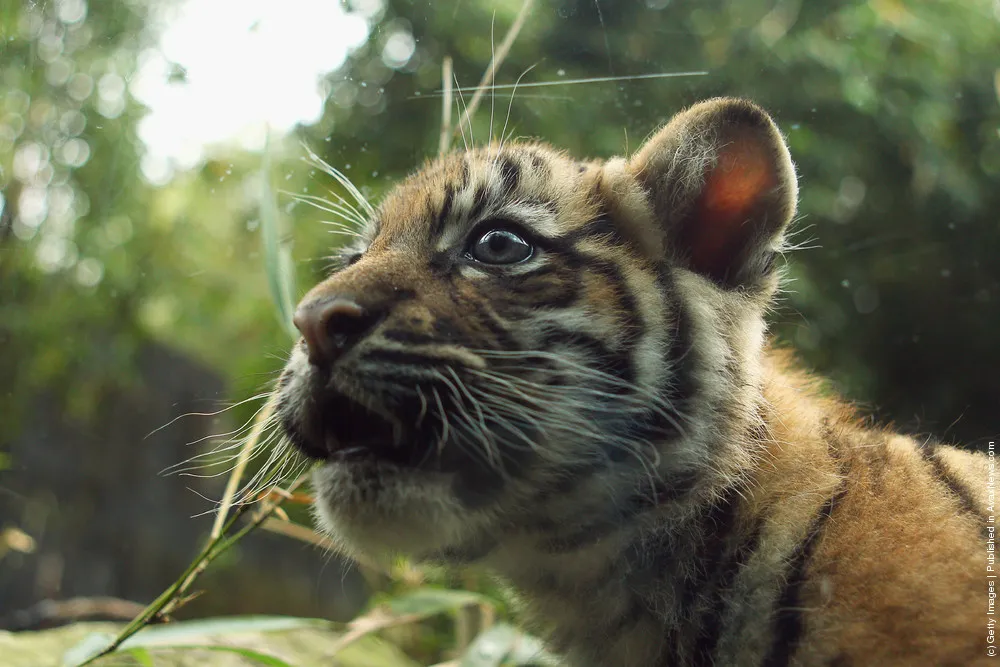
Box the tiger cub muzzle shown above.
[281,292,449,470]
[284,295,399,462]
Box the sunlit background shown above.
[1,0,998,654]
[133,0,372,178]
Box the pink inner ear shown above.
[686,137,777,279]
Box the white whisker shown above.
[145,391,273,440]
[441,70,709,94]
[301,143,375,218]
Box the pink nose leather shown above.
[292,297,367,366]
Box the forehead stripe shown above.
[497,155,521,194]
[433,185,455,238]
[468,184,490,223]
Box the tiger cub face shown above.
[277,98,797,560]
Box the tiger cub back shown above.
[277,98,989,666]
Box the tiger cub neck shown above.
[461,281,806,664]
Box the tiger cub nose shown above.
[292,296,382,366]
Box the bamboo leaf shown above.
[127,644,295,667]
[126,647,154,667]
[115,615,332,646]
[382,587,498,618]
[336,635,422,667]
[326,587,499,658]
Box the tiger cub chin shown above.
[276,98,988,666]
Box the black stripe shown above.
[528,421,686,510]
[762,484,848,667]
[526,235,585,265]
[498,263,569,290]
[381,329,439,345]
[464,293,519,351]
[541,472,700,553]
[497,155,521,194]
[427,250,452,276]
[623,397,685,446]
[525,150,549,175]
[662,282,698,416]
[528,459,610,509]
[468,184,489,222]
[496,261,582,310]
[591,258,643,343]
[563,210,625,246]
[442,282,517,351]
[691,523,764,666]
[450,461,508,509]
[614,487,750,666]
[447,414,541,507]
[431,316,466,343]
[589,258,646,394]
[361,348,451,368]
[827,653,853,667]
[678,486,746,614]
[433,185,455,237]
[540,328,633,386]
[920,442,989,538]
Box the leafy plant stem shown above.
[77,465,309,666]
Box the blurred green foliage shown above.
[0,0,998,659]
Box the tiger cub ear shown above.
[626,98,797,290]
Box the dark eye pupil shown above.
[471,229,532,264]
[489,234,508,253]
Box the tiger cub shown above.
[277,98,989,666]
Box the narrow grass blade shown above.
[260,134,299,340]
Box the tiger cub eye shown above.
[468,229,533,265]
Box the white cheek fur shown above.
[308,462,489,558]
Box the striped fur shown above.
[277,98,989,666]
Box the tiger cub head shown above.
[277,98,797,560]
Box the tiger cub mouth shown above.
[294,392,406,464]
[283,385,436,469]
[279,359,496,476]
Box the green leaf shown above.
[336,635,422,667]
[117,615,331,648]
[381,587,498,619]
[66,618,333,666]
[121,647,154,667]
[260,135,299,340]
[459,624,558,667]
[128,645,295,667]
[326,588,498,658]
